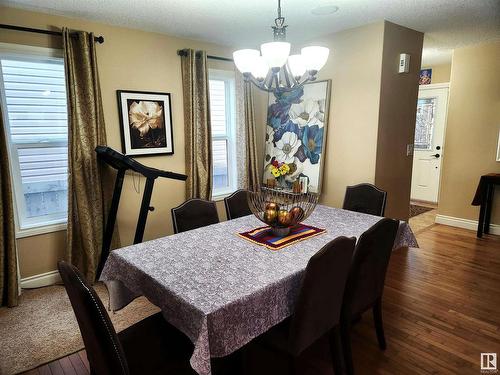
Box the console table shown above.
[472,173,500,237]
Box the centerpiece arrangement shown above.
[247,187,319,236]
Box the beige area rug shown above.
[0,283,159,375]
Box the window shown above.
[414,97,436,150]
[209,69,237,198]
[0,45,68,233]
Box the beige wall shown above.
[0,6,233,278]
[2,6,423,278]
[299,21,422,219]
[312,22,386,208]
[421,63,451,84]
[438,41,500,224]
[375,22,423,220]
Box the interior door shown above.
[410,85,449,203]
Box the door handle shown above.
[432,153,440,158]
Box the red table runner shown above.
[238,223,326,250]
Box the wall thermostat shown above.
[399,53,410,73]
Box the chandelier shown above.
[233,0,329,93]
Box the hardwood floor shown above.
[21,224,500,375]
[22,352,89,375]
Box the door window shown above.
[414,97,436,151]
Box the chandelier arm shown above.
[247,74,274,92]
[282,66,292,88]
[264,70,274,88]
[273,73,280,90]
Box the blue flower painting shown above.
[263,81,331,193]
[301,125,324,164]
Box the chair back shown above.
[343,183,387,216]
[224,189,251,220]
[288,236,356,356]
[343,218,399,315]
[58,261,129,375]
[171,198,219,234]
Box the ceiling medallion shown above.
[233,0,330,93]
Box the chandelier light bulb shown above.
[287,54,306,79]
[250,56,269,80]
[300,46,330,72]
[260,42,291,69]
[233,49,260,73]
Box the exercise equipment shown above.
[95,146,187,276]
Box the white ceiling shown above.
[2,0,500,65]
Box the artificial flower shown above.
[128,100,164,137]
[275,131,302,164]
[301,125,324,164]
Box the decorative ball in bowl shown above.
[248,187,319,237]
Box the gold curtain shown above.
[63,28,108,282]
[243,82,260,191]
[0,105,19,307]
[180,49,212,200]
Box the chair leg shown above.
[373,298,387,350]
[330,326,344,375]
[340,320,354,375]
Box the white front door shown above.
[410,84,449,203]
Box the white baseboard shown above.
[435,214,500,235]
[20,270,60,289]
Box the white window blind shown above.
[0,54,68,231]
[209,70,237,197]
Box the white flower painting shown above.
[118,90,174,156]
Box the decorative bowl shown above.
[247,187,319,237]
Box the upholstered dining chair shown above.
[224,189,252,220]
[342,183,387,216]
[244,236,356,375]
[171,198,219,234]
[340,218,399,375]
[57,261,196,375]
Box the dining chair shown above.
[342,183,387,216]
[244,236,356,375]
[171,198,219,234]
[224,189,252,220]
[57,261,196,375]
[340,218,399,375]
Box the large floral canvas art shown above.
[117,90,174,156]
[263,80,331,193]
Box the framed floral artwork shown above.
[263,80,331,193]
[117,90,174,156]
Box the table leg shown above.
[477,199,486,238]
[484,184,494,234]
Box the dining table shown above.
[100,204,418,375]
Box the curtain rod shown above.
[0,24,105,44]
[177,49,233,62]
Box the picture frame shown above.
[263,79,332,193]
[419,69,432,85]
[496,129,500,162]
[117,90,174,156]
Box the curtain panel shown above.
[63,28,109,282]
[180,49,213,200]
[243,81,260,191]
[235,74,260,191]
[0,105,18,307]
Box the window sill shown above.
[16,221,67,239]
[212,191,235,202]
